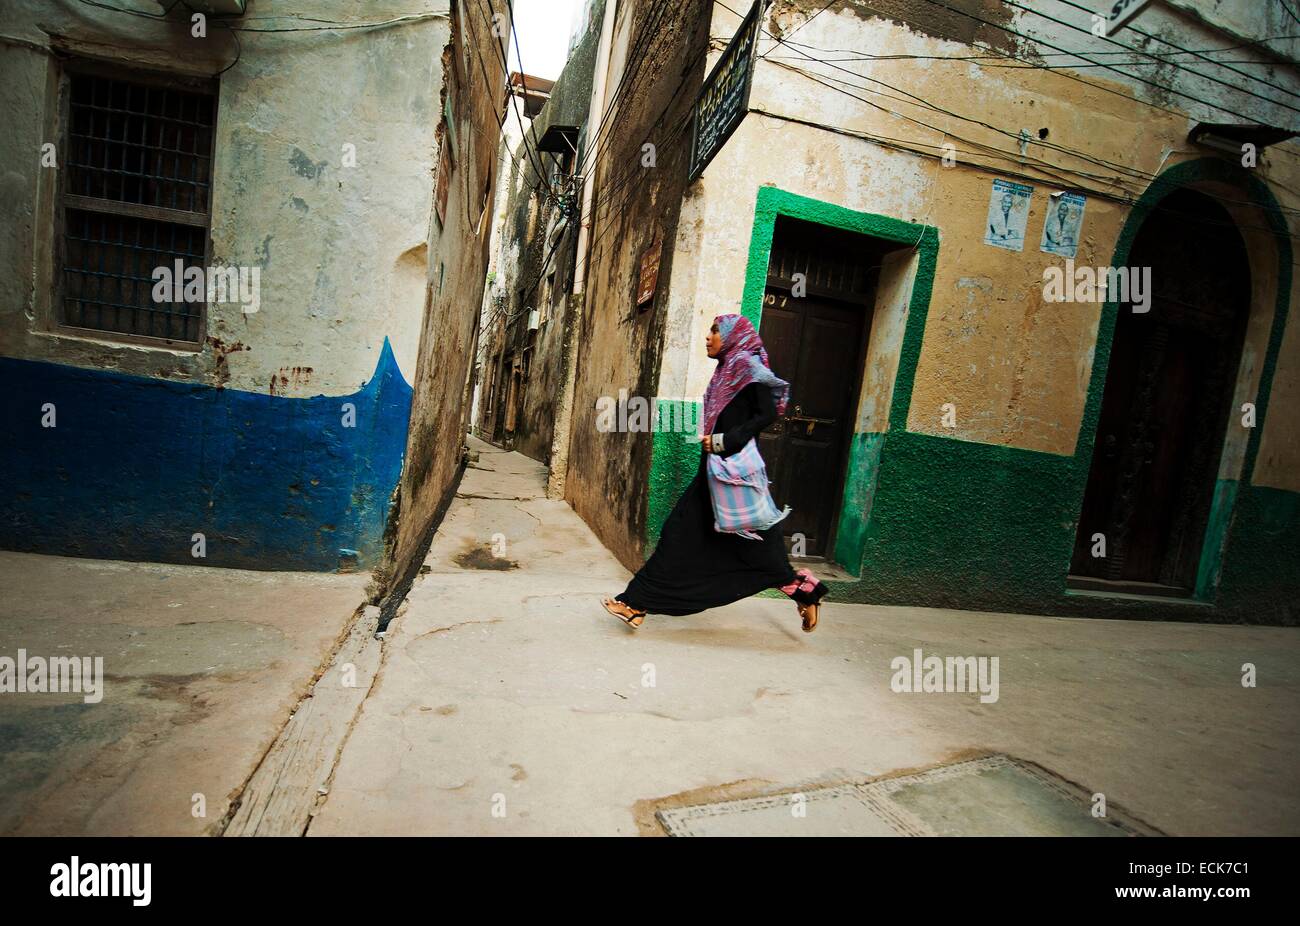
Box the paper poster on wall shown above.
[984,179,1033,252]
[1040,191,1087,258]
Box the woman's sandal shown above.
[782,568,824,633]
[602,597,645,629]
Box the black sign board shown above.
[688,0,763,183]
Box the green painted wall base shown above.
[820,432,1299,625]
[648,400,702,551]
[831,432,884,576]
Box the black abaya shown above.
[617,383,798,616]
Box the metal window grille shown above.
[59,66,217,344]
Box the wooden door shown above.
[1069,189,1250,593]
[758,288,867,557]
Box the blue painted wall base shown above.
[1,340,412,572]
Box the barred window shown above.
[59,64,217,345]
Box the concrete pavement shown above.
[0,552,369,835]
[307,437,1300,835]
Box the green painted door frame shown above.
[647,185,940,561]
[739,186,940,574]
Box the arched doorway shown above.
[1069,188,1252,596]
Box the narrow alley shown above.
[2,0,1299,893]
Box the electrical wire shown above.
[718,0,1166,192]
[582,39,713,254]
[722,0,1300,185]
[571,0,681,179]
[1051,0,1300,101]
[472,0,557,204]
[775,34,1300,60]
[74,0,449,32]
[759,0,836,58]
[774,30,1300,123]
[460,1,573,217]
[223,13,449,32]
[584,28,714,216]
[502,0,561,200]
[766,46,1300,77]
[71,0,451,74]
[735,0,1300,221]
[571,0,679,177]
[1003,0,1300,117]
[769,46,1300,208]
[459,0,540,200]
[586,106,692,221]
[573,0,1300,360]
[917,0,1295,131]
[474,0,559,205]
[707,2,1300,238]
[481,212,572,339]
[716,0,1140,191]
[466,11,522,146]
[73,0,181,19]
[761,45,1159,188]
[746,107,1300,270]
[771,57,1146,193]
[213,14,241,75]
[748,0,1300,165]
[767,53,1300,225]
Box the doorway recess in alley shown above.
[759,216,910,565]
[1068,188,1252,599]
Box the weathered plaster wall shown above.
[0,1,447,570]
[0,342,410,570]
[565,0,711,569]
[386,0,506,589]
[513,279,565,461]
[493,130,554,456]
[855,248,917,434]
[765,1,1299,448]
[647,1,1299,621]
[474,101,531,435]
[0,0,443,392]
[1254,285,1300,493]
[834,159,1297,624]
[490,131,575,463]
[695,0,1300,459]
[1205,182,1286,488]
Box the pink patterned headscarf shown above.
[701,314,790,435]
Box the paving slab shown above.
[657,755,1160,836]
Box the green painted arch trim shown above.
[1074,157,1294,491]
[1073,157,1294,601]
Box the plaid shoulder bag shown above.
[705,439,791,541]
